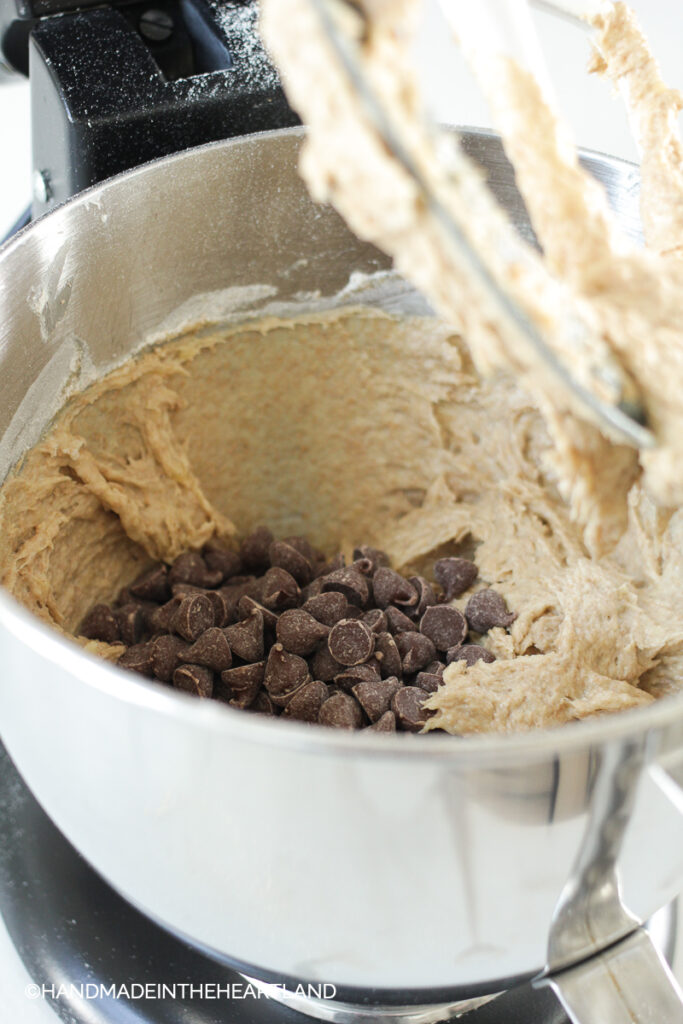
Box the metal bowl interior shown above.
[0,128,682,994]
[0,126,679,764]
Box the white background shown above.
[0,1,682,239]
[0,1,682,1019]
[417,0,683,162]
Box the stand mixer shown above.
[1,3,683,1023]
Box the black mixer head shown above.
[0,0,299,214]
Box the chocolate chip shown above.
[320,567,369,608]
[372,568,417,610]
[395,632,437,674]
[117,586,135,606]
[274,608,328,656]
[447,644,496,666]
[173,664,214,698]
[217,661,265,707]
[419,605,468,651]
[352,545,390,573]
[408,576,438,619]
[172,594,215,643]
[129,563,171,603]
[203,589,230,628]
[224,574,259,587]
[415,672,443,693]
[220,578,261,622]
[149,595,184,633]
[366,710,396,732]
[118,642,155,677]
[152,634,188,682]
[342,604,364,620]
[202,543,242,582]
[373,631,402,679]
[268,540,313,586]
[464,589,516,633]
[283,535,320,563]
[385,606,418,634]
[84,527,496,733]
[435,557,478,600]
[392,687,430,732]
[303,591,348,626]
[283,680,329,722]
[169,551,223,589]
[328,619,375,666]
[240,526,274,571]
[179,627,233,672]
[141,599,162,632]
[224,609,264,662]
[249,689,276,716]
[349,557,374,578]
[170,582,205,597]
[315,552,345,577]
[362,608,388,634]
[333,662,380,692]
[318,692,363,729]
[115,603,145,646]
[238,595,279,635]
[300,578,324,601]
[352,676,401,722]
[309,645,344,683]
[80,604,120,644]
[261,567,300,611]
[174,585,237,623]
[264,645,310,706]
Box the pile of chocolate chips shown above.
[80,528,516,733]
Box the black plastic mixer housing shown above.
[0,0,298,221]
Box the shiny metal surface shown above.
[242,904,679,1023]
[241,976,497,1022]
[547,928,683,1024]
[0,129,682,1002]
[547,739,644,970]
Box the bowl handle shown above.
[539,745,683,1023]
[547,739,683,968]
[541,925,683,1024]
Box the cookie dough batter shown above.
[0,2,682,736]
[0,310,680,735]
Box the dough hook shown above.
[305,0,655,450]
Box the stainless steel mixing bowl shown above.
[0,128,682,1023]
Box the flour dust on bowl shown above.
[0,130,682,1012]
